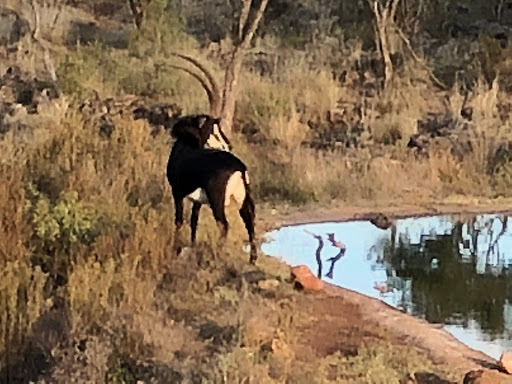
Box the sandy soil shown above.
[258,196,512,383]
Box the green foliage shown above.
[57,43,119,97]
[105,361,134,384]
[129,0,197,59]
[25,184,100,252]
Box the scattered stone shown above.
[410,371,454,383]
[463,369,512,384]
[77,92,143,138]
[198,321,237,346]
[369,213,393,230]
[239,269,266,285]
[407,112,474,158]
[500,351,512,374]
[132,103,182,137]
[291,265,324,292]
[0,8,30,49]
[0,67,67,138]
[258,279,280,291]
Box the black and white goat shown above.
[166,114,257,263]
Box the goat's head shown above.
[171,114,231,151]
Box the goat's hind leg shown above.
[209,199,229,249]
[190,201,202,243]
[239,193,257,264]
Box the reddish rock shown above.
[501,351,512,375]
[291,265,324,292]
[463,369,512,384]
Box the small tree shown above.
[128,0,152,29]
[170,0,269,136]
[368,0,400,89]
[21,0,63,93]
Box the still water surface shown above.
[261,213,512,360]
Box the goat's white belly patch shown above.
[225,171,246,207]
[187,188,209,204]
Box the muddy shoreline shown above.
[258,197,512,381]
[258,196,512,231]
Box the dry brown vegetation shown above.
[1,0,512,382]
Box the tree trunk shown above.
[220,47,244,135]
[370,0,400,89]
[220,0,269,136]
[128,0,147,29]
[377,19,393,89]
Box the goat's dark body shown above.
[166,115,257,263]
[168,145,246,199]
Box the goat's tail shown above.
[242,170,251,192]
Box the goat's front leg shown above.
[172,198,185,255]
[190,202,202,243]
[173,198,184,237]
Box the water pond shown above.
[261,213,512,360]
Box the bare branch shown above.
[368,0,401,88]
[496,0,505,22]
[239,0,269,49]
[30,0,41,39]
[28,0,60,91]
[389,0,400,19]
[239,0,252,42]
[49,2,63,30]
[128,0,143,29]
[395,26,447,90]
[170,1,269,135]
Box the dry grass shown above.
[1,3,512,381]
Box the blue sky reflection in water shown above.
[261,214,512,360]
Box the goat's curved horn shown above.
[170,52,222,116]
[169,64,217,115]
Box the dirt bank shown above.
[258,195,512,231]
[258,196,512,382]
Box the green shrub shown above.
[24,185,102,281]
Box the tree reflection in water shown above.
[379,214,512,339]
[262,213,512,357]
